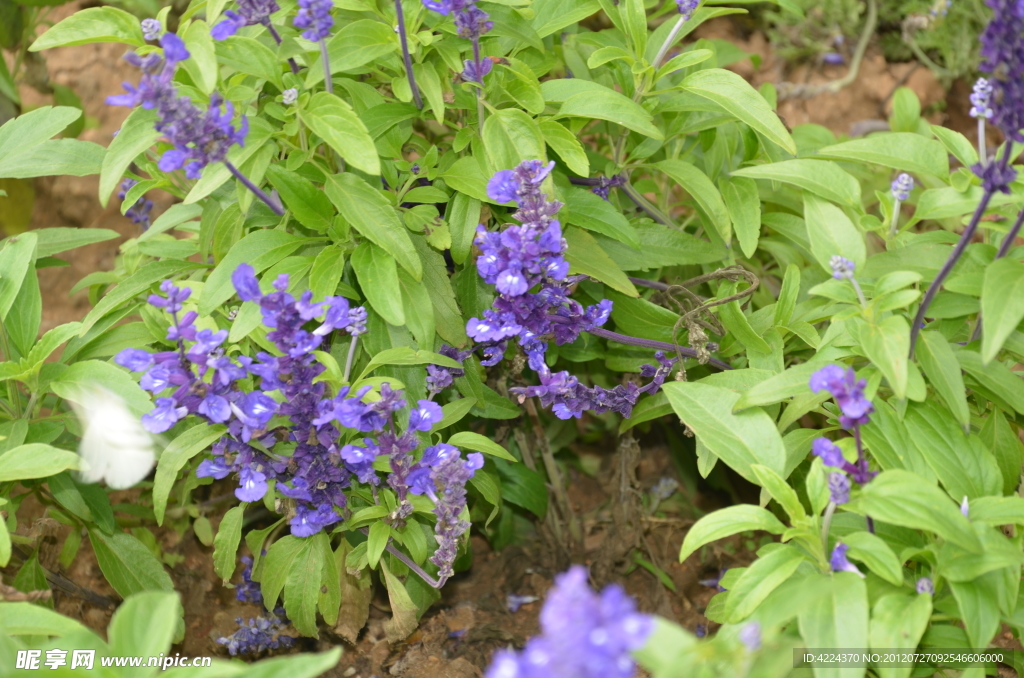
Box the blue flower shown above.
[198,394,232,423]
[142,397,188,433]
[408,400,443,431]
[828,471,851,505]
[812,438,846,468]
[233,263,263,302]
[829,543,864,577]
[294,0,334,41]
[115,348,154,372]
[236,466,268,502]
[487,169,519,204]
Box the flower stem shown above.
[395,0,423,108]
[265,22,300,74]
[620,180,675,226]
[650,14,688,76]
[343,334,360,383]
[472,35,487,125]
[978,118,987,166]
[319,38,333,95]
[888,198,902,238]
[358,526,443,588]
[821,501,836,556]
[225,161,285,216]
[585,326,732,371]
[970,207,1024,342]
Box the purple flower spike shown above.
[891,173,914,201]
[212,0,282,40]
[809,365,873,428]
[829,543,864,578]
[916,577,934,594]
[294,0,334,40]
[676,0,699,19]
[829,255,856,280]
[828,471,851,505]
[141,18,163,41]
[979,0,1024,143]
[970,77,994,120]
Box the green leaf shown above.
[357,346,461,381]
[817,133,949,177]
[79,259,204,334]
[153,424,229,524]
[440,155,490,203]
[0,443,79,482]
[495,461,548,518]
[88,528,175,598]
[680,68,795,154]
[299,93,379,175]
[539,120,589,176]
[956,349,1024,416]
[398,266,434,347]
[305,19,397,87]
[656,159,731,243]
[261,535,305,610]
[34,228,118,258]
[215,35,283,89]
[468,469,501,527]
[482,108,547,174]
[719,175,760,257]
[981,258,1024,363]
[655,48,714,80]
[325,173,421,280]
[949,574,1001,648]
[350,242,404,326]
[717,284,771,354]
[723,544,805,622]
[367,521,389,569]
[557,90,663,140]
[903,401,1002,500]
[844,531,903,586]
[283,536,324,637]
[664,382,786,484]
[854,469,981,553]
[916,331,970,430]
[870,593,932,678]
[594,222,725,271]
[108,591,181,668]
[29,7,144,50]
[751,464,805,520]
[50,359,154,417]
[678,504,787,562]
[561,186,639,249]
[0,601,88,636]
[0,231,36,322]
[98,107,160,207]
[213,504,246,584]
[500,58,545,115]
[531,0,600,37]
[412,238,468,346]
[978,410,1024,496]
[798,573,869,678]
[804,192,866,275]
[563,226,638,296]
[434,398,477,430]
[447,431,517,462]
[930,125,978,168]
[266,165,334,233]
[859,315,910,399]
[198,230,308,315]
[733,159,861,208]
[181,20,217,95]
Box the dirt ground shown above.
[0,6,1002,677]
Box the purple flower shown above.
[961,495,970,517]
[291,502,340,537]
[506,593,540,612]
[118,177,154,230]
[970,77,995,119]
[973,157,1019,194]
[294,0,334,41]
[198,394,232,423]
[829,255,855,280]
[462,56,494,84]
[235,556,263,604]
[891,173,914,201]
[916,577,934,594]
[487,170,519,204]
[217,610,294,656]
[197,457,232,479]
[829,543,864,577]
[211,0,281,39]
[233,263,263,302]
[812,438,846,468]
[809,365,873,427]
[142,397,188,433]
[454,4,493,39]
[236,465,268,502]
[828,471,851,505]
[116,348,154,372]
[408,400,443,431]
[282,88,298,105]
[484,566,653,678]
[346,306,368,336]
[823,51,845,64]
[161,33,190,63]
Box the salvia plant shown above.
[1,0,1024,675]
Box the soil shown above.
[1,7,1006,678]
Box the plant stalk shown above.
[395,0,423,108]
[225,161,285,216]
[584,325,732,371]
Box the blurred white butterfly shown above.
[70,386,156,490]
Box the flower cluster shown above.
[978,0,1024,143]
[117,178,153,230]
[421,0,493,83]
[117,265,481,579]
[810,365,876,500]
[970,77,994,120]
[212,0,281,39]
[485,566,653,678]
[890,173,914,202]
[107,34,247,180]
[217,556,295,656]
[676,0,699,19]
[141,18,162,41]
[294,0,334,41]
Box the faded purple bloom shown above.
[484,566,653,678]
[916,577,934,594]
[823,52,845,65]
[961,495,970,517]
[829,543,864,577]
[738,622,761,652]
[506,593,540,612]
[235,555,263,604]
[294,0,333,40]
[695,623,707,638]
[217,610,294,656]
[462,57,493,84]
[141,18,163,41]
[828,471,851,505]
[282,88,298,105]
[891,173,914,201]
[676,0,699,20]
[829,255,856,280]
[970,77,995,119]
[346,306,368,336]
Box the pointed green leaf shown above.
[679,504,787,562]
